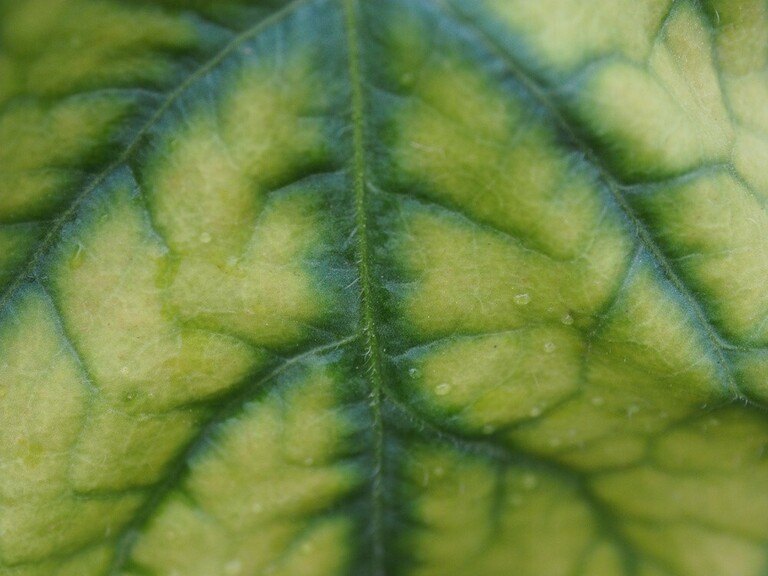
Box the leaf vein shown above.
[428,0,753,405]
[341,1,388,573]
[0,0,312,317]
[104,333,359,575]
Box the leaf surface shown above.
[2,0,768,575]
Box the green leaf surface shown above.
[2,0,768,574]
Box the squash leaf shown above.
[2,0,768,574]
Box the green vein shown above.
[106,333,359,575]
[372,182,566,264]
[382,386,646,575]
[0,0,311,316]
[341,0,387,574]
[429,0,748,403]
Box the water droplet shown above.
[199,232,212,244]
[225,559,242,575]
[561,313,574,325]
[514,293,531,306]
[626,404,640,418]
[529,406,542,418]
[70,243,85,268]
[522,473,538,490]
[408,367,420,378]
[591,396,605,406]
[543,342,556,353]
[435,383,452,396]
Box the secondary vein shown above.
[429,0,748,403]
[0,0,310,316]
[106,334,359,575]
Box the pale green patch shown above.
[1,546,112,576]
[1,0,196,96]
[508,260,725,468]
[474,0,734,180]
[2,0,768,574]
[708,0,768,148]
[733,132,768,199]
[403,446,596,576]
[635,171,768,344]
[149,56,333,346]
[733,352,768,404]
[391,44,616,261]
[53,183,263,413]
[409,327,583,433]
[0,290,90,500]
[0,287,142,563]
[0,98,131,221]
[574,3,733,179]
[129,366,360,576]
[396,208,629,339]
[481,0,670,72]
[591,409,768,576]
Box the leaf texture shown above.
[1,0,768,575]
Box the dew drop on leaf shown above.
[513,293,531,305]
[435,383,452,396]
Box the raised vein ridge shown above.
[342,0,387,573]
[0,0,311,316]
[430,0,751,405]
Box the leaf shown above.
[1,0,768,574]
